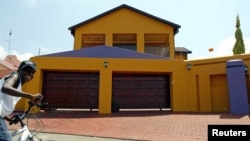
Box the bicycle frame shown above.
[8,100,47,141]
[10,125,38,141]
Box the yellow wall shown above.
[26,57,184,113]
[175,53,187,60]
[16,54,250,114]
[183,54,250,112]
[73,8,175,57]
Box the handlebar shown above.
[9,100,48,126]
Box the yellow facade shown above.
[71,7,176,58]
[18,4,249,114]
[23,54,250,114]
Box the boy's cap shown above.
[18,60,37,71]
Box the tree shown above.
[233,15,245,55]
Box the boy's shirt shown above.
[0,73,22,117]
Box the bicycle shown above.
[8,100,48,141]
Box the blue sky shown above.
[1,0,250,61]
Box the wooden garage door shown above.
[112,73,170,109]
[42,71,99,109]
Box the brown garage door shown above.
[42,71,99,109]
[112,73,170,109]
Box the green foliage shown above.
[233,15,245,55]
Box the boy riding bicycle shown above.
[0,60,43,141]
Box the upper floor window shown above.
[81,34,105,48]
[144,34,169,57]
[113,34,137,51]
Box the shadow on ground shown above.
[33,108,250,119]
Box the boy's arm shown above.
[1,73,33,100]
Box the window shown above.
[113,34,137,51]
[81,34,105,48]
[144,34,169,57]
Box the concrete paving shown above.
[13,132,132,141]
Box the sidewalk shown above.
[9,109,250,141]
[13,132,131,141]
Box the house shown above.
[0,55,20,78]
[19,4,249,114]
[68,4,191,60]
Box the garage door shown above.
[112,73,170,109]
[42,71,99,109]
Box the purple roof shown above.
[40,45,172,60]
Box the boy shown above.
[0,60,43,141]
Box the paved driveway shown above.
[8,109,250,141]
